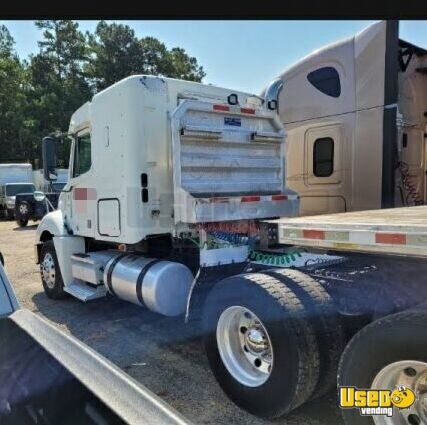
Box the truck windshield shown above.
[5,184,35,196]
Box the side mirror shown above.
[42,137,58,182]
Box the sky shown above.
[1,20,427,94]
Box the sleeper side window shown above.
[313,137,334,177]
[307,67,341,98]
[73,132,92,177]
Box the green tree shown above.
[0,25,14,59]
[0,25,30,163]
[0,20,207,166]
[85,21,146,91]
[86,21,205,91]
[165,47,205,81]
[28,20,92,166]
[36,20,88,80]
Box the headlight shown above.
[34,191,46,202]
[6,200,14,207]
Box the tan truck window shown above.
[313,137,334,177]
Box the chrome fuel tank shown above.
[103,254,193,317]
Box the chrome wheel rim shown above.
[216,306,273,387]
[371,360,427,425]
[41,253,56,289]
[19,204,28,215]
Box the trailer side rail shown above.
[266,206,427,258]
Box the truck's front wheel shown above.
[203,273,320,418]
[40,240,66,300]
[338,310,427,425]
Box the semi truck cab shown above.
[32,41,427,424]
[267,20,427,216]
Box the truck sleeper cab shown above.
[269,20,427,216]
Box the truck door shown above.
[68,129,96,237]
[299,124,346,215]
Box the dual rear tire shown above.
[203,269,344,418]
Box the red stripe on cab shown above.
[213,104,230,112]
[209,197,229,203]
[241,196,260,203]
[240,107,255,114]
[73,188,87,200]
[73,188,97,200]
[272,194,288,201]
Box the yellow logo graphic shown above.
[339,386,416,417]
[390,387,416,409]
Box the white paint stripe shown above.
[348,230,376,245]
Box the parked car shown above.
[0,252,190,425]
[14,191,60,227]
[0,182,36,220]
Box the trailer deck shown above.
[266,206,427,258]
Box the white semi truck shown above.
[34,73,427,424]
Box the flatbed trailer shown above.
[261,206,427,425]
[264,206,427,258]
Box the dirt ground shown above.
[0,220,344,425]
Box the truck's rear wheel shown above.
[338,310,427,425]
[40,240,66,300]
[266,268,345,398]
[203,273,320,418]
[4,208,12,220]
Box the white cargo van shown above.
[0,163,35,219]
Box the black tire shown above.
[203,272,320,418]
[16,200,31,221]
[16,218,28,227]
[338,310,427,425]
[4,208,12,220]
[265,268,345,398]
[40,240,66,299]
